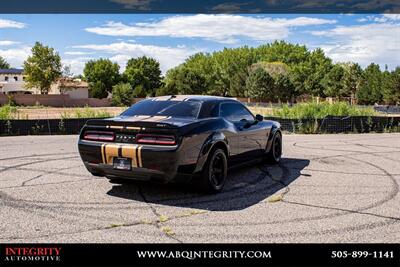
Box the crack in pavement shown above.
[138,185,183,243]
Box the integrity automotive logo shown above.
[3,246,62,263]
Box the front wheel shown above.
[265,132,282,164]
[199,149,228,193]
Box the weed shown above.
[158,215,169,223]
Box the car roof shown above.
[148,95,239,103]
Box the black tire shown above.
[199,148,228,193]
[265,131,282,164]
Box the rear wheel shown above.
[265,132,282,164]
[199,149,228,193]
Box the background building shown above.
[0,69,31,94]
[0,69,89,99]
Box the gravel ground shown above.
[0,134,399,243]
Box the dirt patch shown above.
[14,107,126,119]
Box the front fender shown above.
[266,122,281,153]
[194,132,229,173]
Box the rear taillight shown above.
[83,131,115,141]
[136,134,176,145]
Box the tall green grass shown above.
[271,102,377,119]
[0,105,17,120]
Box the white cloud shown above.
[0,18,26,29]
[0,46,31,68]
[62,57,94,76]
[70,42,196,73]
[311,23,400,69]
[383,14,400,21]
[85,14,336,44]
[0,40,20,46]
[356,14,400,24]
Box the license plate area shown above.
[113,157,132,171]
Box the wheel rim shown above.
[210,153,225,187]
[273,136,282,161]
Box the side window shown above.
[198,101,219,118]
[220,103,254,122]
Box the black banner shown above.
[0,0,399,14]
[0,244,399,267]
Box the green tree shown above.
[124,56,162,97]
[302,48,333,97]
[112,82,134,106]
[83,58,120,98]
[211,47,255,96]
[341,63,363,99]
[382,67,400,104]
[23,42,62,94]
[274,74,295,102]
[160,66,206,95]
[254,41,309,65]
[0,56,10,69]
[250,61,289,77]
[357,63,383,105]
[183,53,217,95]
[322,64,345,97]
[246,68,275,100]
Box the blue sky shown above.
[0,14,399,75]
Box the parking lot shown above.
[0,134,399,243]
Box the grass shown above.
[249,101,377,119]
[60,106,112,119]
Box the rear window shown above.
[120,100,201,118]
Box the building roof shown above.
[0,69,24,75]
[57,77,88,89]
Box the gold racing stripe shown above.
[105,144,119,164]
[102,144,143,168]
[101,144,106,164]
[121,145,138,168]
[137,146,143,168]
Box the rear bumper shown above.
[84,162,169,182]
[78,140,192,183]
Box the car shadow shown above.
[106,158,310,211]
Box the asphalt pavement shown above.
[0,134,399,243]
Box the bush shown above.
[112,83,133,106]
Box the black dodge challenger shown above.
[78,95,282,193]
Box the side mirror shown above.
[255,114,264,122]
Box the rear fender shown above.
[194,132,229,173]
